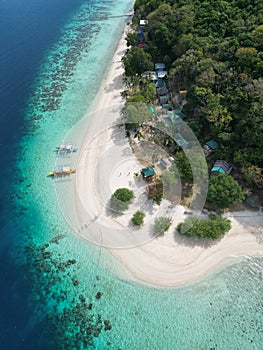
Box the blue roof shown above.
[172,110,186,119]
[206,139,218,150]
[163,114,183,126]
[149,105,155,113]
[157,87,168,95]
[166,111,182,125]
[155,63,165,70]
[211,160,232,174]
[159,95,168,103]
[155,79,166,88]
[175,133,189,149]
[141,166,155,177]
[177,94,183,104]
[168,110,186,120]
[157,70,167,78]
[137,33,144,41]
[160,158,168,167]
[137,26,144,34]
[211,166,225,173]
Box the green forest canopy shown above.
[126,0,263,190]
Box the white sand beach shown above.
[109,212,263,287]
[74,25,263,287]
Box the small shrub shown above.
[132,211,145,226]
[154,217,172,236]
[110,188,134,213]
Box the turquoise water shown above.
[12,0,263,348]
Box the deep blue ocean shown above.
[0,1,83,348]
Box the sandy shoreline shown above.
[74,24,263,287]
[109,212,263,287]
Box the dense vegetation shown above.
[123,0,263,205]
[146,179,164,204]
[110,188,134,212]
[177,214,231,239]
[161,169,178,198]
[132,211,145,226]
[207,173,245,209]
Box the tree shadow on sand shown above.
[109,123,127,145]
[104,74,124,94]
[173,229,224,248]
[235,215,263,245]
[105,200,127,218]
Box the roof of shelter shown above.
[141,166,156,177]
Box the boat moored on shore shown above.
[56,144,78,155]
[48,166,76,177]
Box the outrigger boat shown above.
[56,144,78,154]
[48,166,76,177]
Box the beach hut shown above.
[137,32,144,43]
[137,26,144,34]
[160,158,168,168]
[155,63,166,71]
[157,70,168,78]
[137,26,145,43]
[176,90,188,106]
[162,103,172,110]
[140,19,148,26]
[163,114,182,126]
[204,139,218,153]
[141,166,156,181]
[162,110,185,126]
[142,71,158,81]
[157,86,168,96]
[159,95,169,104]
[211,160,232,174]
[155,79,166,88]
[172,110,186,119]
[175,133,189,149]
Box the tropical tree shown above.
[177,214,231,239]
[242,166,263,188]
[202,94,232,131]
[125,32,137,47]
[110,188,134,213]
[140,82,156,103]
[127,95,148,103]
[122,47,154,76]
[132,211,145,226]
[252,24,263,49]
[207,174,244,209]
[122,102,152,131]
[171,149,207,184]
[172,152,193,184]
